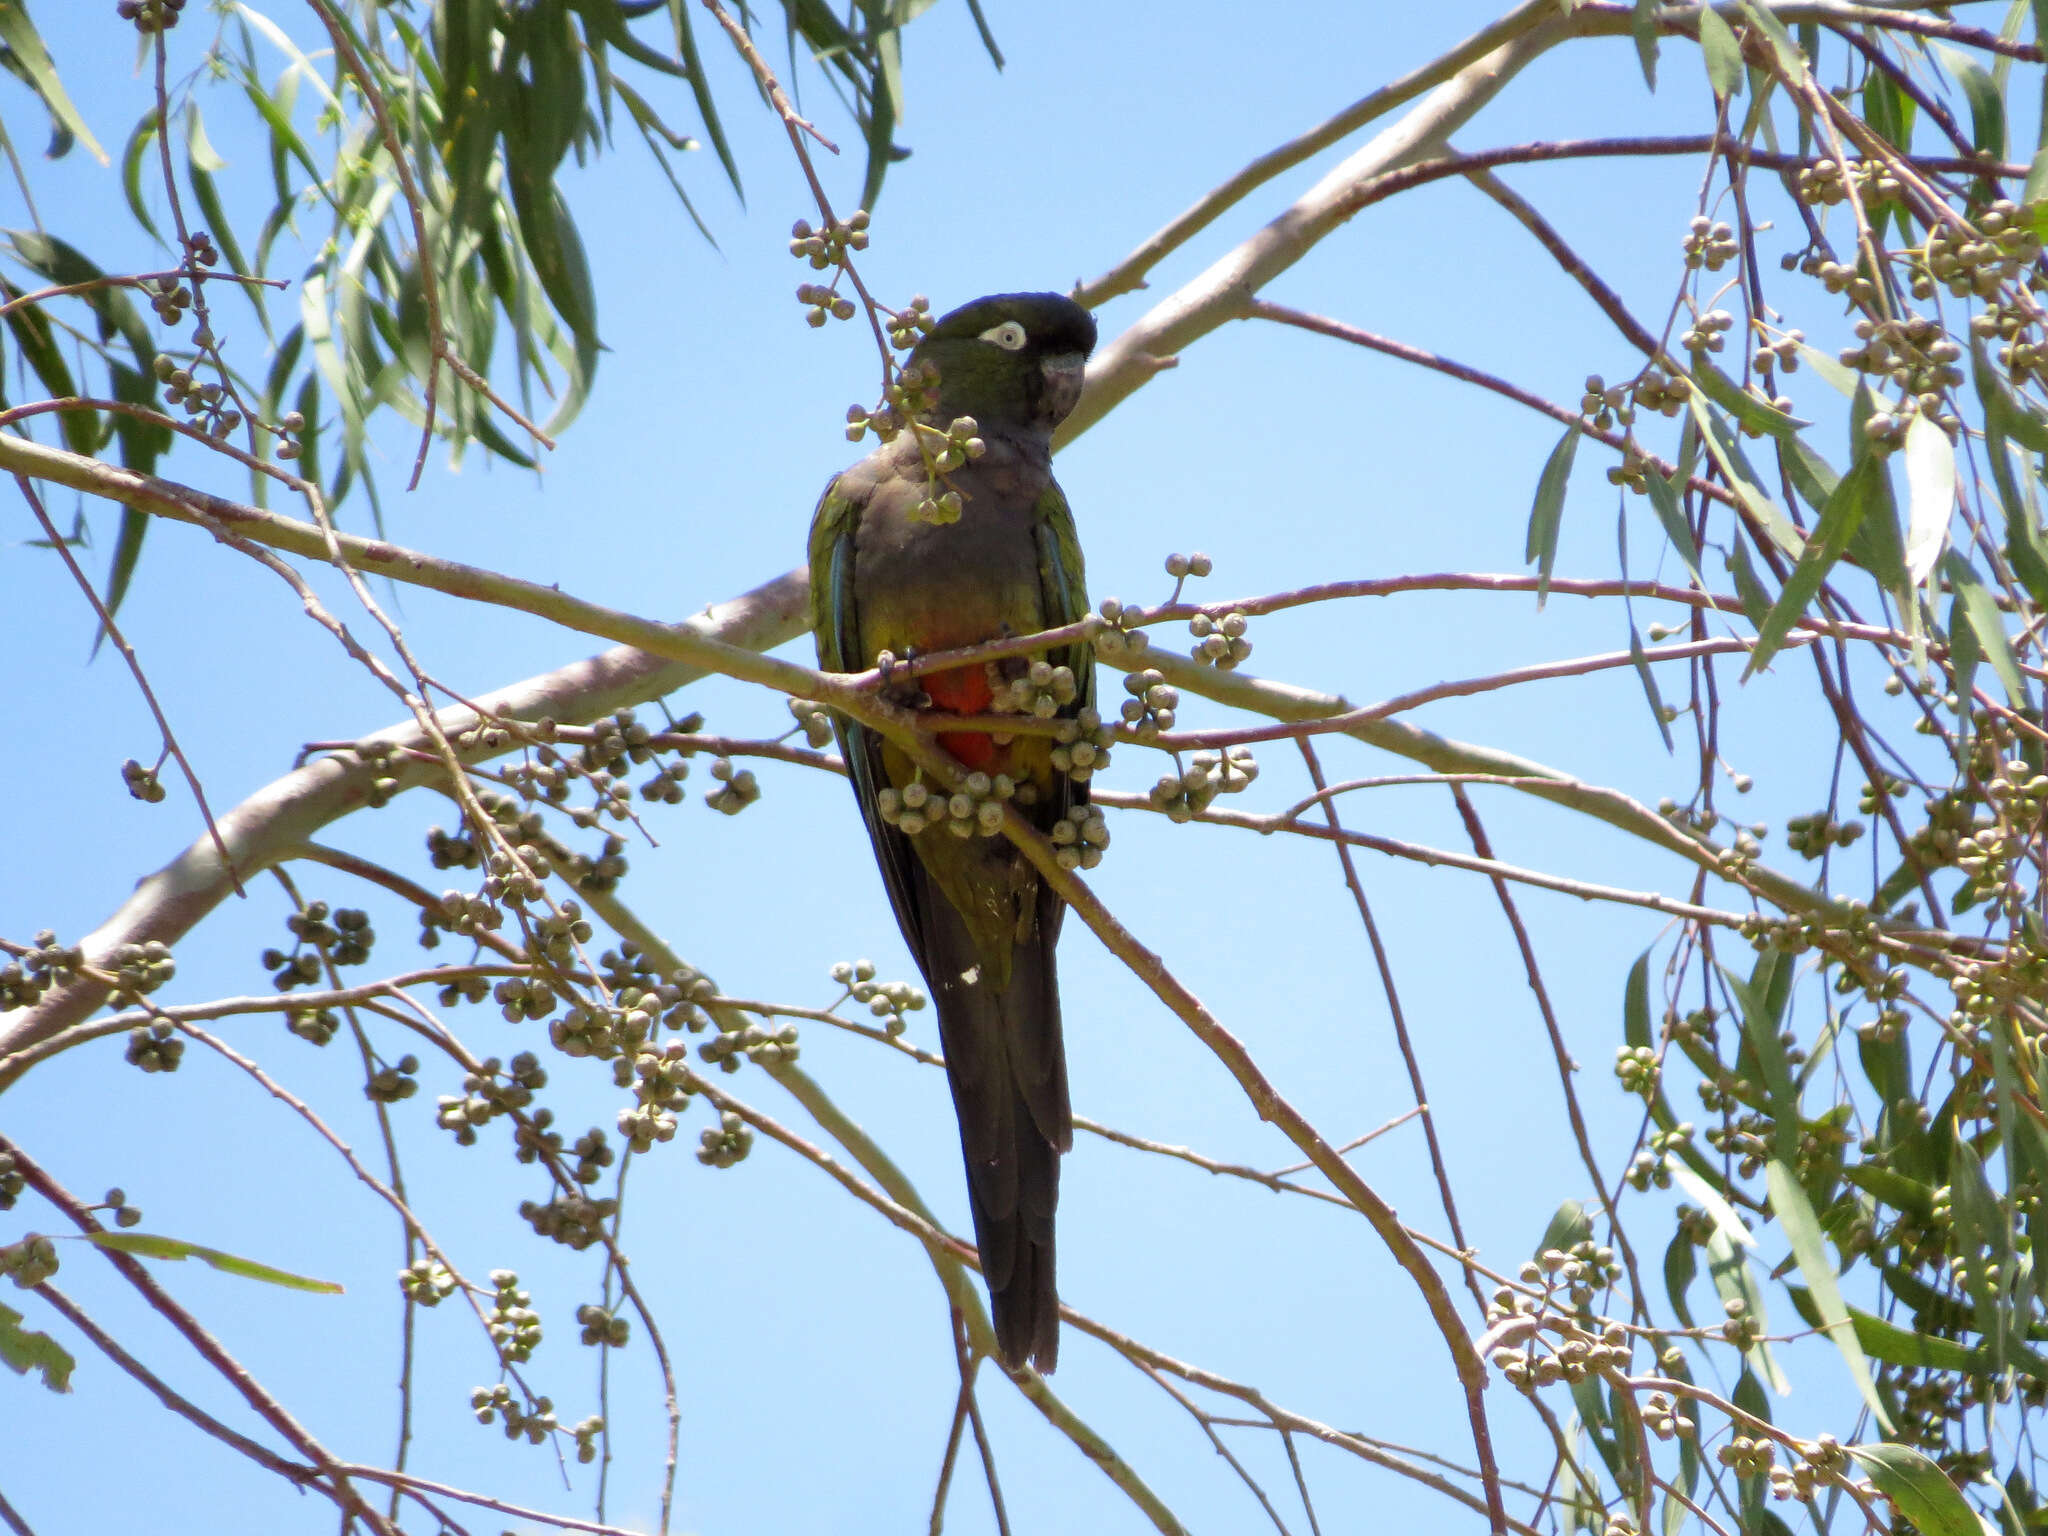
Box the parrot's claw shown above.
[877,646,931,708]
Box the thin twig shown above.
[1140,1365,1294,1536]
[0,268,284,322]
[35,1282,318,1485]
[1280,1429,1323,1536]
[1447,785,1649,1319]
[1297,737,1483,1307]
[1,1139,401,1536]
[929,1310,977,1534]
[333,1465,654,1536]
[1266,1105,1426,1175]
[15,475,243,894]
[0,1485,38,1536]
[955,1314,1011,1536]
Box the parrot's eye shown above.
[977,320,1028,351]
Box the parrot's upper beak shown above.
[1039,351,1088,425]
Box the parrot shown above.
[808,291,1099,1373]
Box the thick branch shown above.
[0,568,807,1064]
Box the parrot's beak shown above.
[1039,351,1088,424]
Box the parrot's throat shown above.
[921,666,998,772]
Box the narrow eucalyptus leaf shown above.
[0,1302,74,1392]
[1943,551,2029,705]
[1525,423,1578,607]
[1845,1445,1980,1536]
[1766,1158,1890,1428]
[1697,5,1744,98]
[1934,41,2008,157]
[86,1231,344,1293]
[0,0,106,163]
[1745,450,1877,676]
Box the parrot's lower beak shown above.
[1039,351,1088,423]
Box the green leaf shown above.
[1847,1444,1981,1536]
[182,106,262,334]
[182,98,225,173]
[1806,1291,1988,1372]
[471,412,540,470]
[120,116,162,245]
[1623,950,1652,1050]
[1726,540,1772,628]
[3,229,157,371]
[1862,67,1919,239]
[1630,626,1676,751]
[1744,449,1879,676]
[1664,1354,1702,1534]
[1944,551,2029,706]
[1949,1133,2016,1370]
[1973,341,2048,610]
[1691,358,1806,439]
[1722,955,1798,1158]
[1525,422,1578,606]
[506,175,601,406]
[1951,588,1985,717]
[0,281,95,454]
[85,1232,344,1294]
[573,0,687,79]
[1536,1198,1593,1259]
[0,1300,73,1391]
[1766,1158,1890,1429]
[2016,1105,2048,1309]
[614,77,717,247]
[1665,1226,1701,1329]
[1777,432,1839,517]
[859,27,903,214]
[1842,1161,1936,1219]
[668,0,742,199]
[1643,468,1708,593]
[0,0,106,163]
[1730,1366,1774,1519]
[1569,1372,1629,1495]
[292,371,322,495]
[2027,147,2048,209]
[1979,350,2048,455]
[1697,4,1744,99]
[1689,396,1804,557]
[1737,0,1806,78]
[1863,63,1916,152]
[1842,448,1905,593]
[100,360,169,637]
[1792,341,1859,398]
[1630,0,1659,87]
[1935,41,2008,159]
[1902,414,1957,587]
[1672,1163,1758,1255]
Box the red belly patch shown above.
[923,666,997,771]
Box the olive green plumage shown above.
[808,293,1097,1372]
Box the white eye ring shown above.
[977,320,1028,351]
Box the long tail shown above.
[919,874,1071,1372]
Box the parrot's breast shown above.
[852,459,1049,653]
[850,436,1054,777]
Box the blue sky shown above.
[1,3,1894,1532]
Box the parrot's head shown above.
[910,292,1097,436]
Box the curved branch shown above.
[1060,14,1573,444]
[0,568,807,1065]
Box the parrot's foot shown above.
[877,647,933,708]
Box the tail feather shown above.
[920,870,1067,1372]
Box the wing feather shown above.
[809,477,930,963]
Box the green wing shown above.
[808,475,931,960]
[1033,476,1093,805]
